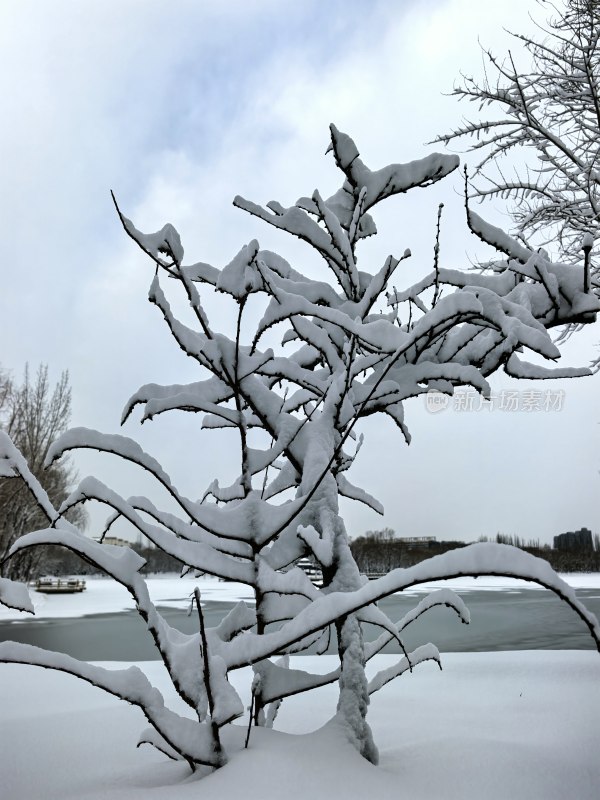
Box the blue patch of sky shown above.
[135,0,415,169]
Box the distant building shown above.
[553,528,593,552]
[397,536,436,549]
[93,535,130,548]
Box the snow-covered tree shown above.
[1,125,599,773]
[435,0,600,273]
[0,365,86,581]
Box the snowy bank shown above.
[1,572,599,622]
[1,651,598,800]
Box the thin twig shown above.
[432,203,444,307]
[244,690,255,749]
[193,587,224,765]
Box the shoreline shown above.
[2,571,600,622]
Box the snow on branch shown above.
[0,577,33,614]
[47,427,178,498]
[224,544,600,668]
[466,207,533,264]
[111,192,184,267]
[364,589,470,661]
[0,431,60,524]
[327,125,460,212]
[505,353,592,380]
[434,0,600,285]
[0,641,220,768]
[57,477,256,583]
[368,643,441,695]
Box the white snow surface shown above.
[0,574,254,621]
[1,651,598,799]
[2,571,599,622]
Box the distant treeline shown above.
[350,529,600,575]
[27,529,600,579]
[31,543,184,578]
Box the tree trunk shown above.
[329,516,378,764]
[335,614,378,764]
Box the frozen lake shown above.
[2,587,600,660]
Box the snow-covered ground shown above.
[1,651,598,799]
[2,575,600,797]
[2,571,600,622]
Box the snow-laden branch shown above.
[6,527,215,713]
[368,643,441,695]
[0,430,60,524]
[433,1,600,269]
[364,589,470,660]
[0,641,220,768]
[224,544,600,668]
[46,427,202,524]
[0,577,33,613]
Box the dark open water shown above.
[1,589,600,661]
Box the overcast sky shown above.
[1,0,598,546]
